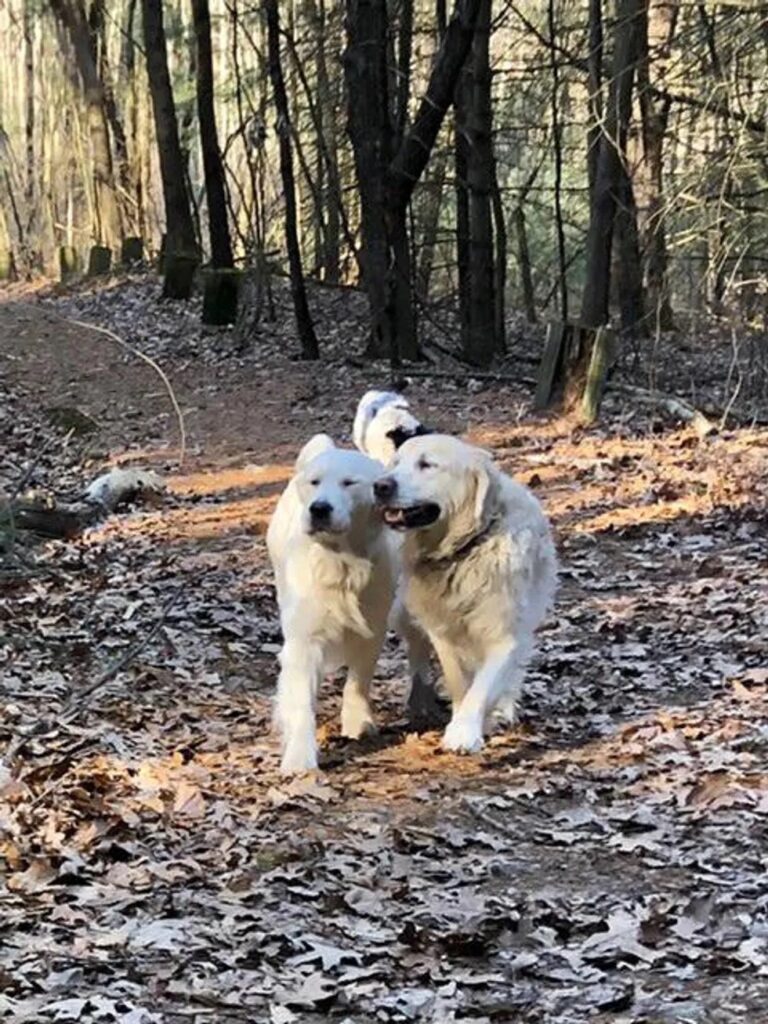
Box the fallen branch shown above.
[610,383,716,437]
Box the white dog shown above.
[353,390,429,466]
[373,435,557,754]
[267,435,396,773]
[353,391,440,725]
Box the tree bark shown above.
[264,0,319,359]
[579,0,643,329]
[345,0,482,363]
[191,0,234,269]
[636,0,677,330]
[140,0,199,297]
[456,0,496,366]
[49,0,123,249]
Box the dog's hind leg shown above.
[341,634,382,740]
[275,637,324,774]
[392,601,443,728]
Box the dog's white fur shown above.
[377,435,557,754]
[267,435,396,773]
[353,390,424,466]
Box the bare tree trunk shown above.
[89,0,134,232]
[141,0,198,297]
[345,0,482,364]
[636,0,677,330]
[23,0,36,271]
[191,0,234,268]
[264,0,319,359]
[50,0,123,249]
[416,148,448,298]
[512,205,536,324]
[456,0,495,366]
[579,0,643,329]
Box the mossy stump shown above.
[0,250,17,282]
[162,252,198,300]
[59,246,80,282]
[121,236,144,265]
[202,268,241,325]
[87,245,112,276]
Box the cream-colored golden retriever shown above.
[267,435,396,773]
[373,435,557,753]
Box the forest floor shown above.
[1,275,767,1024]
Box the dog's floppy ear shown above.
[296,433,334,471]
[472,456,501,529]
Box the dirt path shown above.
[2,283,768,1024]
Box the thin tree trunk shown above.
[50,0,123,249]
[636,0,676,330]
[548,0,568,322]
[191,0,234,268]
[23,0,36,270]
[141,0,198,295]
[579,0,643,329]
[264,0,319,359]
[458,0,495,366]
[513,205,536,324]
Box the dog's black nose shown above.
[374,477,396,502]
[309,499,332,520]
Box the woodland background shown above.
[2,4,768,1021]
[0,0,766,397]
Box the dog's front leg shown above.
[341,635,381,739]
[275,638,324,774]
[442,642,520,754]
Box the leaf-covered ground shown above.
[1,278,767,1024]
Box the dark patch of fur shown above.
[386,423,433,450]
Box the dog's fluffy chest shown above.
[404,533,519,646]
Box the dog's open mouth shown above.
[381,503,440,530]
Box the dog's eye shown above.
[341,479,357,488]
[310,478,320,487]
[417,457,433,471]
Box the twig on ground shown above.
[24,303,187,466]
[60,576,190,718]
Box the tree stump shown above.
[162,253,198,300]
[580,327,615,423]
[121,236,144,265]
[0,250,17,282]
[202,268,240,325]
[87,245,112,276]
[59,246,80,282]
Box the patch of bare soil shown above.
[1,278,767,1024]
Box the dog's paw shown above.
[280,743,319,775]
[442,717,485,754]
[407,678,446,731]
[340,712,377,741]
[492,694,517,725]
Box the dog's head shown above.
[373,435,500,550]
[353,390,431,465]
[295,444,383,542]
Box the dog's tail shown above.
[295,433,335,471]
